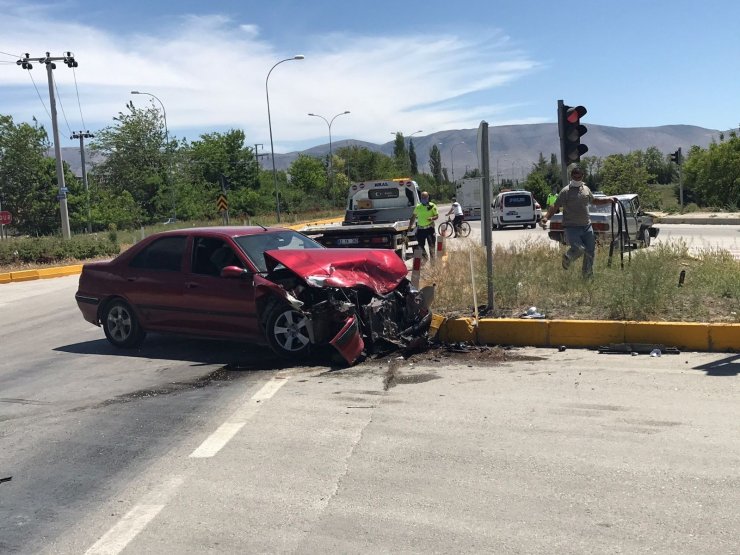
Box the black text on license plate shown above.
[338,238,359,245]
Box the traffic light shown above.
[559,104,588,163]
[670,148,682,165]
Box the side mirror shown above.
[220,266,249,279]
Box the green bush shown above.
[0,234,120,266]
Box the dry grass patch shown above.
[422,238,740,323]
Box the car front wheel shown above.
[103,300,145,348]
[265,305,311,359]
[641,227,651,247]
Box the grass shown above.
[421,238,740,323]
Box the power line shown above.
[26,69,52,121]
[71,66,86,130]
[52,71,73,135]
[0,50,20,58]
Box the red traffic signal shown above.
[559,103,588,163]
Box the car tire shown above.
[641,227,651,247]
[102,299,146,348]
[265,304,311,359]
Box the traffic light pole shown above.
[557,100,568,192]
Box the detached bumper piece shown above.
[330,315,365,365]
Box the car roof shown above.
[155,226,293,238]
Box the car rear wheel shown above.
[265,305,311,359]
[103,300,145,348]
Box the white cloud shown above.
[0,6,542,150]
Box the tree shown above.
[335,145,395,182]
[185,130,261,218]
[287,155,327,210]
[90,101,168,220]
[409,139,418,175]
[681,135,740,209]
[393,133,410,176]
[0,115,82,235]
[429,144,443,184]
[599,153,659,207]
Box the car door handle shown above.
[126,277,137,282]
[185,282,200,289]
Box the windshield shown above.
[234,230,323,272]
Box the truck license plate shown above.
[338,238,359,245]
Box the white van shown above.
[492,190,537,229]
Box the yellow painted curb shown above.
[477,318,549,347]
[549,319,625,348]
[439,317,476,343]
[429,313,446,340]
[286,216,344,231]
[36,264,83,279]
[437,318,737,353]
[9,269,40,282]
[625,321,710,351]
[709,324,740,351]
[0,272,11,284]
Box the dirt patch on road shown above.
[380,343,545,390]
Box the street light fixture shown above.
[266,55,305,223]
[450,141,466,182]
[308,110,350,192]
[131,90,174,218]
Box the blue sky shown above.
[1,0,738,152]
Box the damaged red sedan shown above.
[75,227,433,365]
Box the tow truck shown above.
[301,178,420,259]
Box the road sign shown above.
[0,211,11,225]
[216,194,228,212]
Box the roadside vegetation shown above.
[423,239,740,323]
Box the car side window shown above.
[192,237,243,276]
[129,236,187,271]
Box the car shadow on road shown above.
[54,334,309,371]
[693,354,740,376]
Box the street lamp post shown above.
[450,141,466,182]
[266,55,304,223]
[308,110,350,193]
[131,90,174,218]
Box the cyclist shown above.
[446,196,465,238]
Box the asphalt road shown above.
[1,276,739,554]
[451,215,740,258]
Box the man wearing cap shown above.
[408,191,439,259]
[540,167,615,277]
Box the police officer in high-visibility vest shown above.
[408,191,439,259]
[546,191,558,208]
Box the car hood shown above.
[264,249,408,295]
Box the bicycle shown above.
[438,217,471,238]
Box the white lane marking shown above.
[188,422,246,459]
[189,376,288,459]
[85,475,184,555]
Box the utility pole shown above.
[254,143,269,166]
[71,131,94,233]
[17,52,78,239]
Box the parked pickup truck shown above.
[547,193,660,248]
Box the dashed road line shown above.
[85,475,185,555]
[189,376,288,458]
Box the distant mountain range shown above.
[57,123,721,181]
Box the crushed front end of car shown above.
[258,249,434,365]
